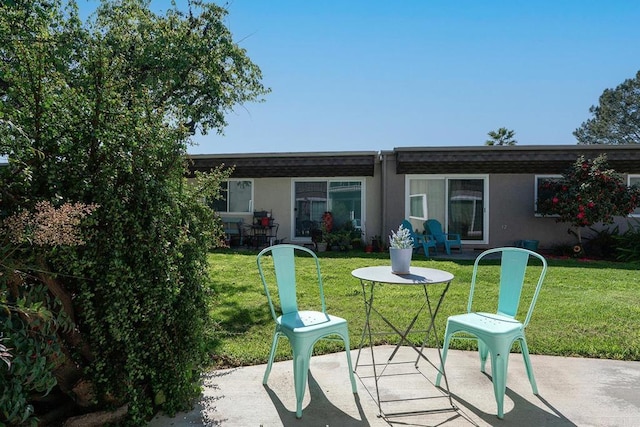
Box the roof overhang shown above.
[394,145,640,174]
[187,151,378,178]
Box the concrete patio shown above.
[149,345,640,427]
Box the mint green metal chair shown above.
[257,244,357,419]
[401,219,437,257]
[435,247,548,419]
[424,219,462,255]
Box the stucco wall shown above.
[252,178,292,243]
[381,153,407,244]
[382,170,635,251]
[489,174,569,249]
[490,174,637,250]
[362,167,382,245]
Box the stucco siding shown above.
[488,174,567,249]
[252,178,292,243]
[362,171,382,244]
[382,152,406,243]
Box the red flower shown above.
[552,197,559,204]
[577,212,585,219]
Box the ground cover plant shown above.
[206,250,640,369]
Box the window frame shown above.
[534,175,562,217]
[213,179,254,214]
[409,193,428,220]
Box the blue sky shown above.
[81,0,640,154]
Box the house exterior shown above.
[188,145,640,251]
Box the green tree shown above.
[537,154,640,252]
[485,127,517,145]
[0,0,268,424]
[574,70,640,144]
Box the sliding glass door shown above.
[408,176,487,242]
[293,180,363,239]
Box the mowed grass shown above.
[204,250,640,368]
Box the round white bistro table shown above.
[351,265,456,417]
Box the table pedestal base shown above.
[354,347,457,418]
[353,274,457,417]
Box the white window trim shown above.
[223,179,254,214]
[409,194,428,221]
[405,174,489,245]
[534,175,562,217]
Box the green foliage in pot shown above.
[389,224,414,249]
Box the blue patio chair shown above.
[401,219,437,257]
[257,244,358,418]
[435,247,548,419]
[424,219,462,255]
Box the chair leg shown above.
[263,330,280,385]
[478,339,489,373]
[519,337,538,394]
[489,344,511,419]
[292,345,312,419]
[341,331,358,394]
[435,328,452,387]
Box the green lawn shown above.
[204,250,640,368]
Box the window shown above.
[293,180,363,239]
[407,176,487,242]
[210,180,253,213]
[630,175,640,217]
[535,175,562,216]
[409,194,427,220]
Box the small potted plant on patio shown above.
[389,224,414,274]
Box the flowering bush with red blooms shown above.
[538,154,640,245]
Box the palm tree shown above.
[485,127,517,145]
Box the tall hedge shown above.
[0,0,267,424]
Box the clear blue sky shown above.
[81,0,640,154]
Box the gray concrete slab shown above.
[148,345,640,427]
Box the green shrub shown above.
[614,220,640,263]
[0,0,267,424]
[0,284,71,425]
[583,226,620,260]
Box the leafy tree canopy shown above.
[574,70,640,144]
[485,127,517,145]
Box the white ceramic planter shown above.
[389,247,412,274]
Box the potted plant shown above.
[316,240,328,252]
[314,226,329,252]
[389,224,414,274]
